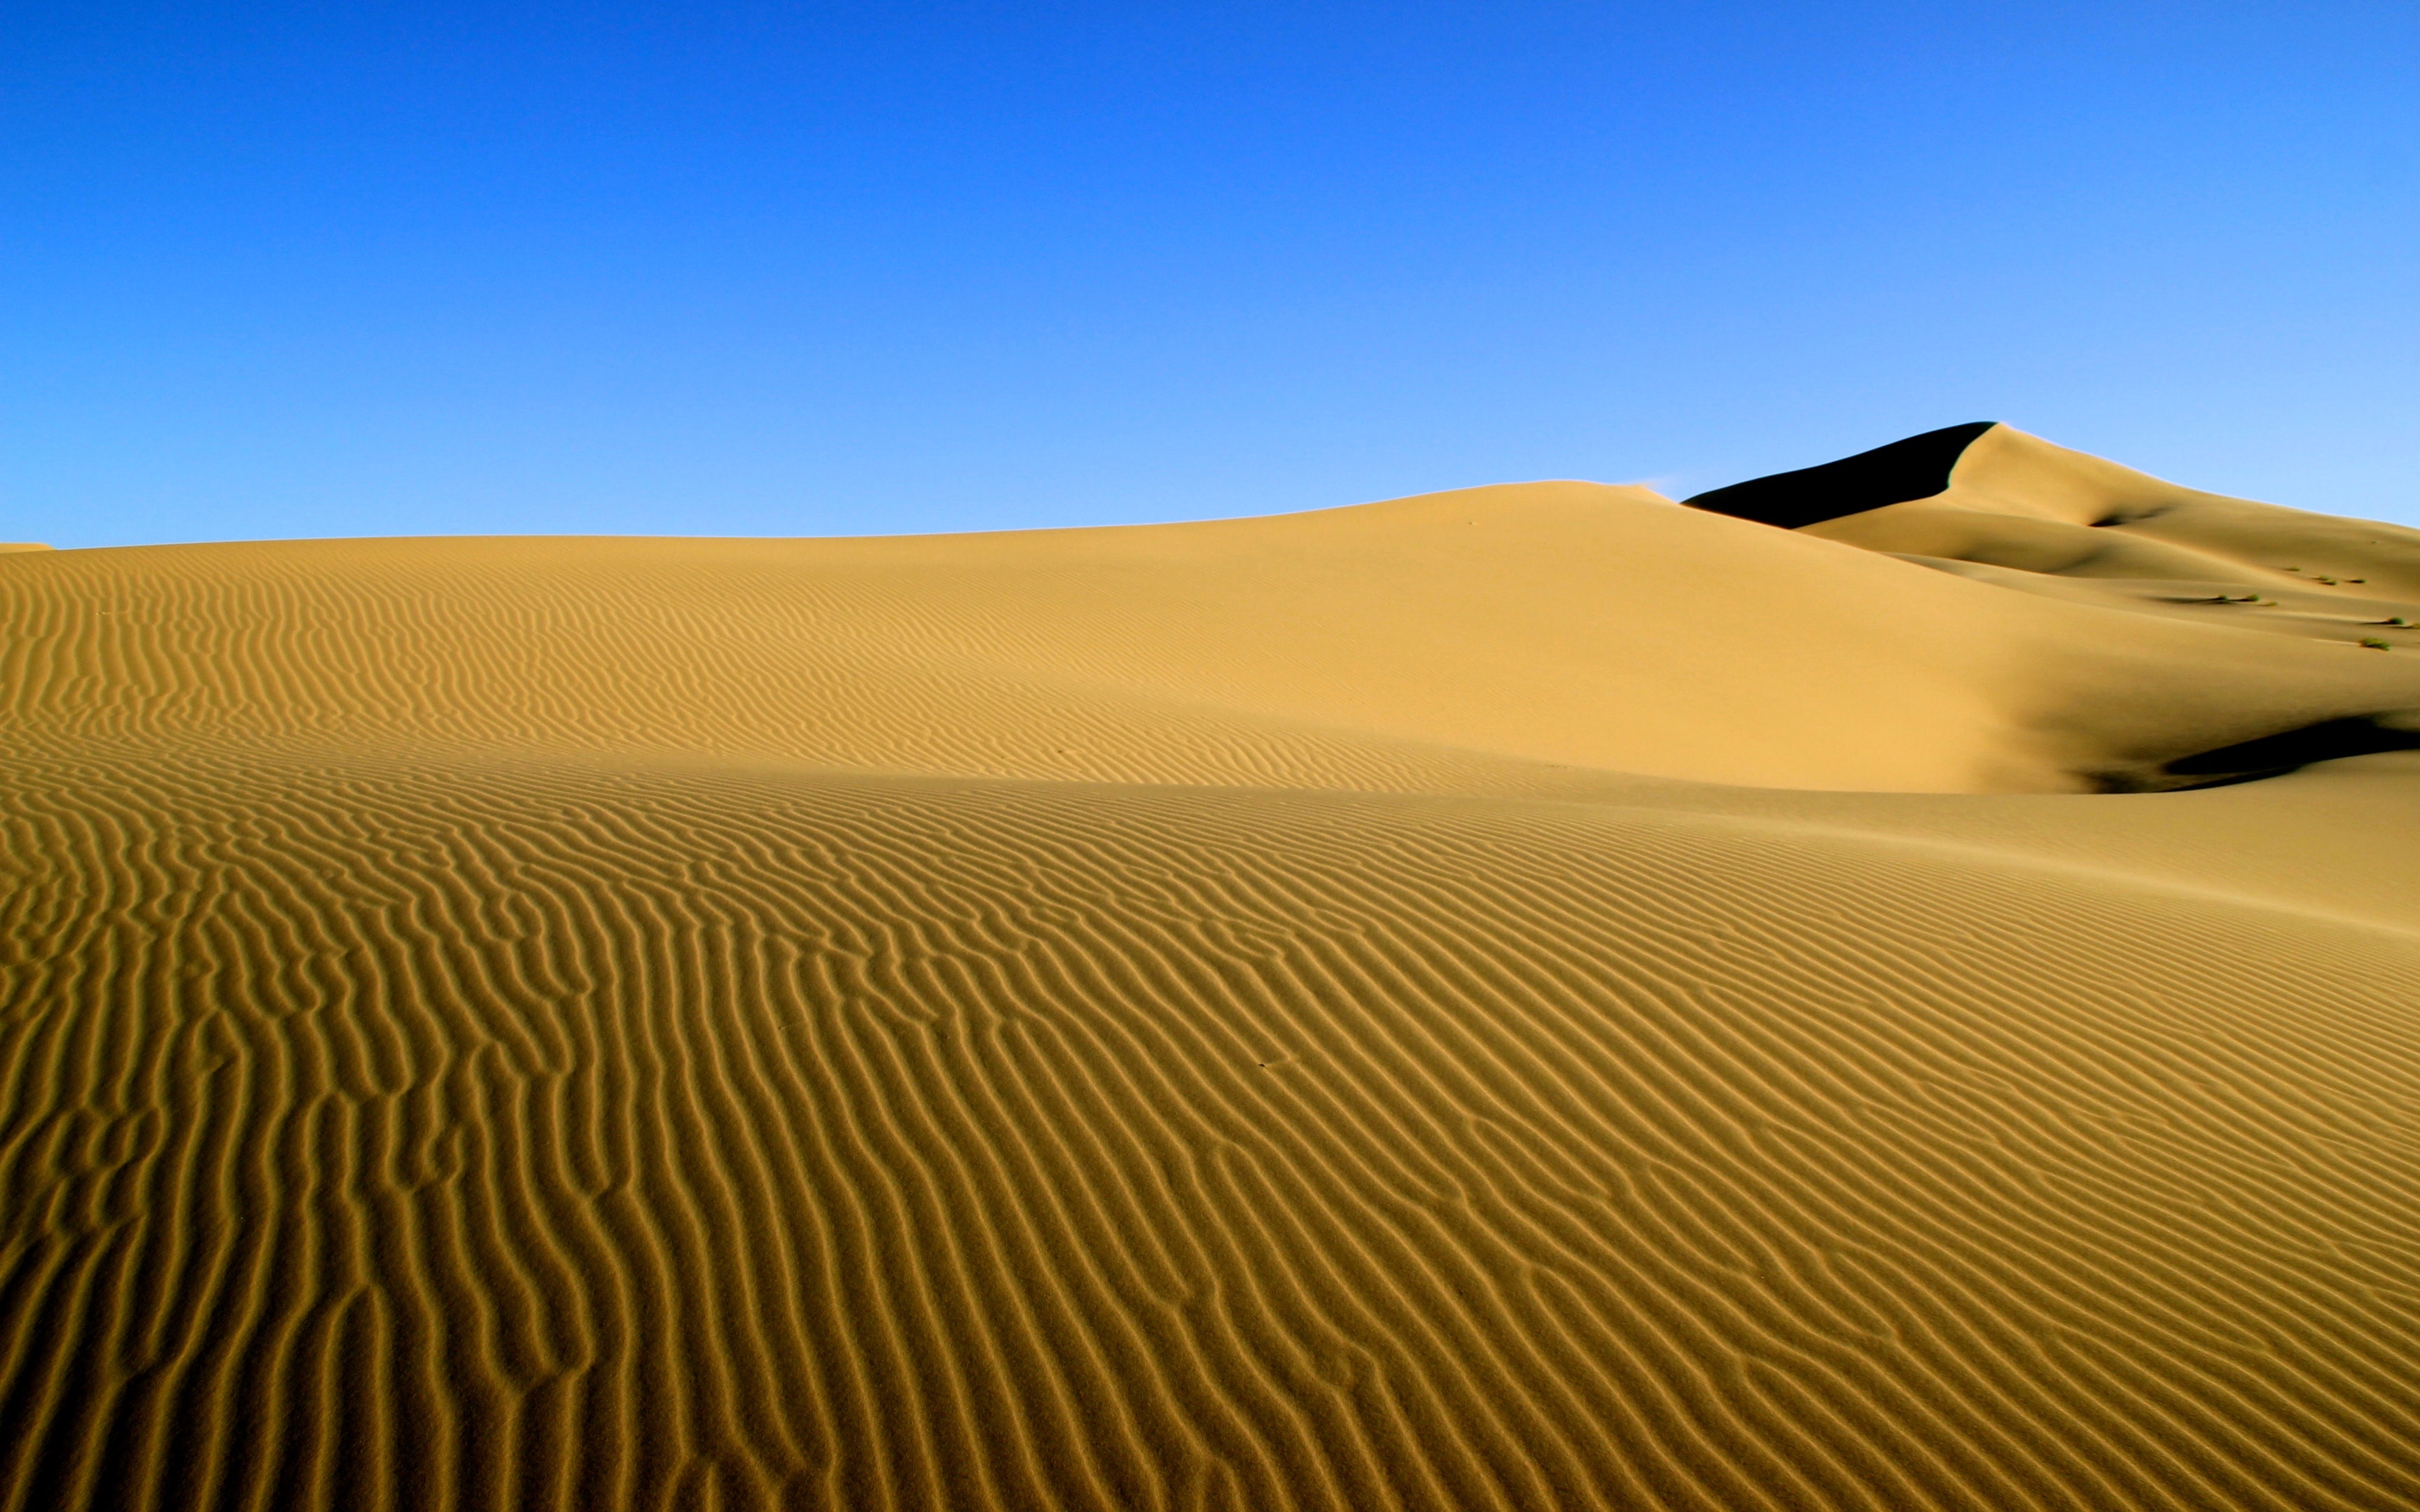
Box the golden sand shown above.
[4,429,2417,1508]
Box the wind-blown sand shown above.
[4,427,2419,1510]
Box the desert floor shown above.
[6,427,2419,1510]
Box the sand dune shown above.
[6,429,2420,1509]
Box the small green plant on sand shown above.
[2358,637,2392,651]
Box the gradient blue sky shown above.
[8,2,2418,547]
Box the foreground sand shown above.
[5,429,2419,1509]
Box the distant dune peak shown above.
[1683,421,1998,528]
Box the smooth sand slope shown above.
[5,427,2420,1510]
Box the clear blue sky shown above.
[8,2,2417,547]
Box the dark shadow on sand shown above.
[2092,716,2420,792]
[1685,422,1997,529]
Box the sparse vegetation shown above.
[2358,637,2392,651]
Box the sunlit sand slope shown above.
[6,471,2416,796]
[6,433,2420,1511]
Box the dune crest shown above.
[1691,424,2420,788]
[7,433,2420,1509]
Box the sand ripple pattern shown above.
[5,750,2419,1511]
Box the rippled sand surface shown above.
[6,428,2420,1509]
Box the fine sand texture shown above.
[6,427,2420,1510]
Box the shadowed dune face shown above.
[8,435,2420,1510]
[1681,421,1998,529]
